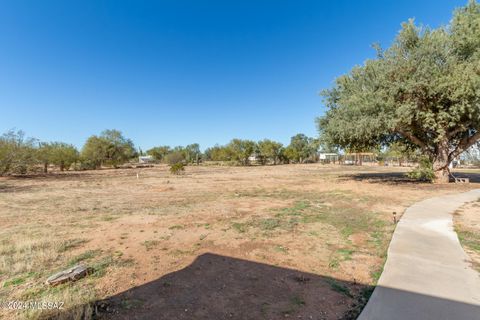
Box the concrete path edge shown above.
[358,189,480,320]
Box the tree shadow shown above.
[0,183,35,193]
[451,171,480,183]
[0,172,98,193]
[339,171,422,185]
[342,170,480,185]
[6,172,96,180]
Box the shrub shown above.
[170,162,185,175]
[407,157,435,182]
[0,130,37,176]
[165,151,185,165]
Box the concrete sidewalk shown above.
[359,189,480,320]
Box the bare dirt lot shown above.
[0,164,476,320]
[454,199,480,272]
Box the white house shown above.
[138,155,154,163]
[318,152,340,164]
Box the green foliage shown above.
[204,135,318,165]
[380,141,420,165]
[80,136,105,169]
[165,151,185,165]
[204,144,234,162]
[3,276,26,288]
[184,143,201,164]
[284,134,319,163]
[0,130,79,175]
[81,129,136,169]
[204,139,256,164]
[382,142,416,159]
[146,146,171,162]
[68,250,100,266]
[318,1,480,181]
[407,157,435,182]
[169,162,185,175]
[227,139,256,165]
[147,144,201,164]
[38,142,79,172]
[257,139,284,165]
[0,130,37,175]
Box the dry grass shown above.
[454,200,480,272]
[0,164,475,319]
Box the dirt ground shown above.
[0,164,476,320]
[454,200,480,272]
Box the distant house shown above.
[318,152,339,164]
[138,155,154,164]
[248,154,260,162]
[344,152,377,166]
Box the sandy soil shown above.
[0,164,476,320]
[454,200,480,271]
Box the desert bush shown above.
[170,162,185,175]
[0,130,38,175]
[407,157,435,182]
[165,151,185,165]
[38,142,79,172]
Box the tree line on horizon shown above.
[0,129,325,176]
[150,134,323,166]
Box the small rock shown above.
[46,264,90,286]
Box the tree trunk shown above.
[433,141,450,184]
[433,163,449,183]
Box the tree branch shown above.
[446,123,472,139]
[449,131,480,160]
[396,129,433,156]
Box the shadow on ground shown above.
[0,183,36,193]
[5,172,97,180]
[341,171,418,184]
[358,285,480,320]
[343,170,480,184]
[46,253,480,320]
[451,171,480,183]
[96,253,369,320]
[53,253,370,320]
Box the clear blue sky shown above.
[0,0,467,151]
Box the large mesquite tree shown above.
[317,1,480,183]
